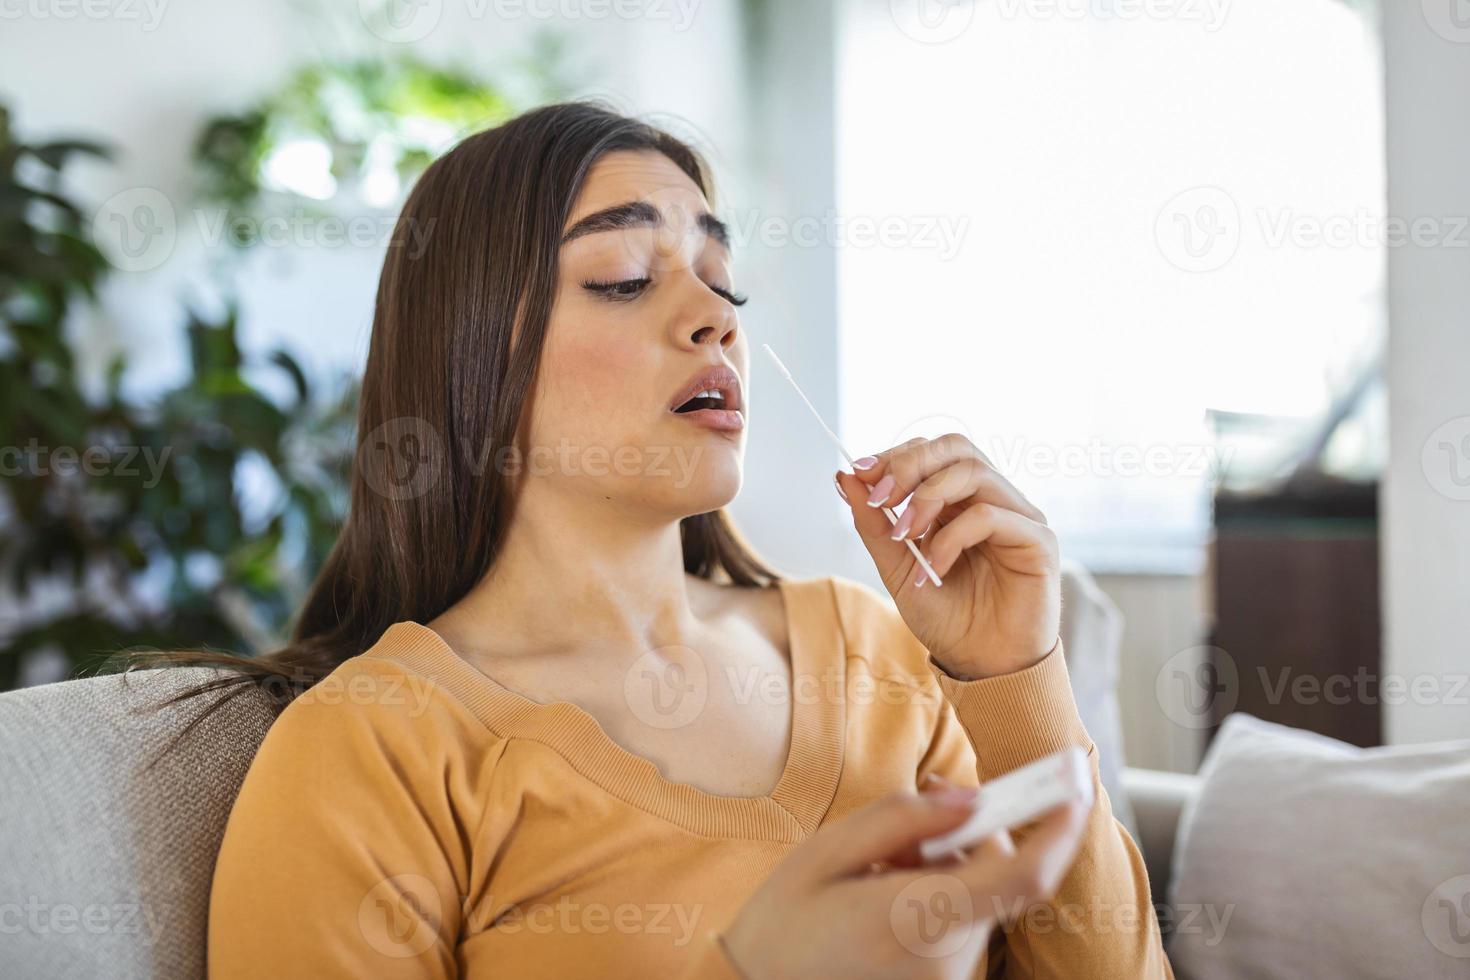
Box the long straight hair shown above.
[141,102,777,714]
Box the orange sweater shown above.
[208,576,1172,978]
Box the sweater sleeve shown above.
[919,643,1175,980]
[207,664,504,979]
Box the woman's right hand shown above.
[720,786,1089,980]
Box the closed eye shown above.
[582,277,651,300]
[710,284,748,307]
[582,277,749,307]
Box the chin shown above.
[662,444,743,517]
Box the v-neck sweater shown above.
[208,575,1172,979]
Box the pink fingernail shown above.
[833,474,848,502]
[853,456,879,470]
[933,786,979,807]
[913,564,930,588]
[890,508,915,540]
[866,475,895,507]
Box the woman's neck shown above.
[431,485,707,660]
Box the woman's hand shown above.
[720,784,1089,980]
[835,434,1061,679]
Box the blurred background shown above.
[2,0,1466,773]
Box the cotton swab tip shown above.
[761,343,792,380]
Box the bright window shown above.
[837,0,1383,572]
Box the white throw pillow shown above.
[1166,712,1470,980]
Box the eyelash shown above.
[581,277,749,307]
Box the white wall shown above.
[722,0,869,583]
[1382,4,1470,744]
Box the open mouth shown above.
[667,365,742,416]
[673,389,729,414]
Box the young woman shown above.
[203,103,1172,978]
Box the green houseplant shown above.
[0,106,356,689]
[2,38,574,688]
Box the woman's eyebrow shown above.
[561,200,730,247]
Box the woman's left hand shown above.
[835,434,1061,680]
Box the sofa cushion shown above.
[0,668,276,979]
[1167,712,1470,980]
[1059,559,1138,839]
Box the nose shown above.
[688,319,737,348]
[675,292,739,351]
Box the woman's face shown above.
[525,149,748,520]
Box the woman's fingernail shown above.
[913,563,931,588]
[890,507,915,540]
[833,473,848,502]
[866,475,895,507]
[853,456,879,470]
[933,786,980,807]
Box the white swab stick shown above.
[762,344,943,588]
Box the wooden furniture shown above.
[1209,478,1381,748]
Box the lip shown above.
[667,364,745,432]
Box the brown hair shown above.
[139,101,777,716]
